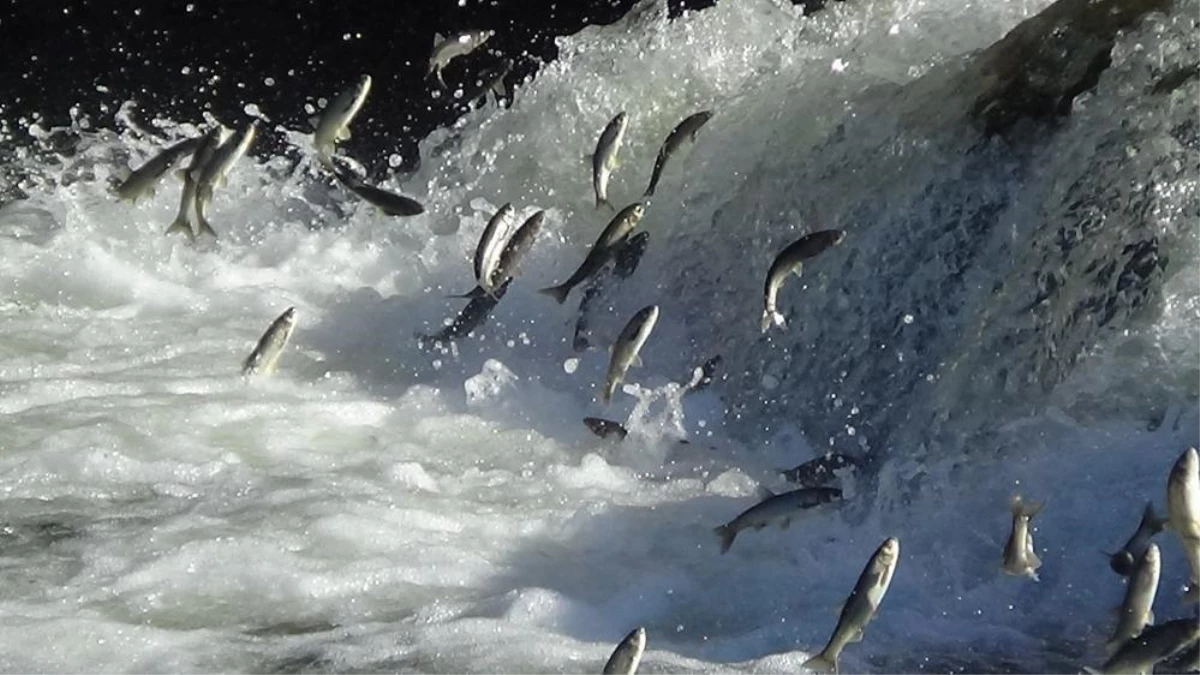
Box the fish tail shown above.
[1011,494,1042,519]
[713,525,738,554]
[1142,501,1166,533]
[164,216,195,241]
[195,215,219,240]
[761,310,785,333]
[538,284,571,305]
[801,651,838,674]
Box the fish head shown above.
[628,202,646,222]
[878,537,900,563]
[281,307,298,324]
[833,229,848,245]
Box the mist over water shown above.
[0,0,1197,672]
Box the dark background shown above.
[1,0,838,173]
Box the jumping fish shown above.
[194,120,258,239]
[583,417,629,441]
[1001,494,1043,580]
[802,537,901,674]
[713,486,842,554]
[761,229,846,333]
[779,453,860,488]
[1087,619,1200,675]
[115,136,202,203]
[1166,447,1200,602]
[592,112,628,211]
[330,160,425,217]
[242,307,298,376]
[643,110,713,197]
[314,75,372,164]
[602,305,659,404]
[1106,543,1161,655]
[164,125,232,240]
[539,203,645,305]
[429,30,494,88]
[573,231,651,352]
[602,627,647,675]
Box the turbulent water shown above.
[1,0,1198,672]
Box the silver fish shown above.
[474,203,516,293]
[602,626,646,675]
[1167,447,1200,602]
[1088,618,1200,675]
[602,304,659,404]
[583,416,628,441]
[1107,501,1166,577]
[429,30,494,88]
[592,112,628,211]
[116,136,202,204]
[165,125,232,240]
[1001,494,1043,580]
[802,537,901,674]
[1107,543,1161,655]
[314,75,372,164]
[452,210,544,299]
[194,120,258,239]
[643,110,713,197]
[330,161,425,217]
[242,307,298,376]
[539,203,645,305]
[475,58,513,107]
[714,485,843,554]
[761,229,846,332]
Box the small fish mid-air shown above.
[539,203,645,305]
[602,305,659,404]
[1106,542,1160,655]
[1087,618,1200,674]
[583,416,628,441]
[713,485,842,554]
[1166,446,1200,602]
[164,125,232,240]
[330,159,425,217]
[573,230,650,352]
[313,75,372,165]
[761,228,846,333]
[194,120,258,239]
[802,537,901,674]
[428,30,495,88]
[242,307,298,376]
[643,110,713,197]
[115,136,202,204]
[592,112,628,211]
[1105,501,1165,577]
[1001,494,1043,580]
[602,626,646,675]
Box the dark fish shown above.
[539,203,644,304]
[713,486,842,554]
[418,278,512,346]
[1106,501,1165,577]
[779,453,859,487]
[331,161,424,217]
[684,354,722,394]
[573,231,651,352]
[643,110,713,197]
[583,417,628,441]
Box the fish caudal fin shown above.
[1011,494,1043,519]
[195,216,218,240]
[164,217,195,241]
[801,652,838,674]
[538,284,571,305]
[761,310,785,333]
[714,525,737,554]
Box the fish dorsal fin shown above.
[434,32,444,46]
[756,485,776,501]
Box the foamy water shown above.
[0,0,1197,672]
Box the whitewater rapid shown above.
[0,0,1197,672]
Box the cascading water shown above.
[0,0,1196,672]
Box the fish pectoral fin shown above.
[632,354,643,368]
[849,628,864,643]
[791,261,805,278]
